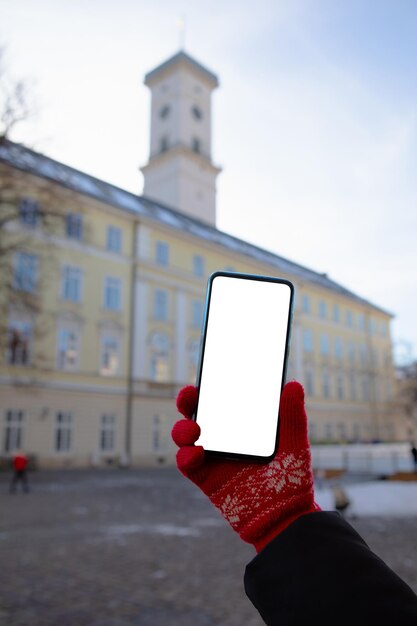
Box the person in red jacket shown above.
[172,381,417,626]
[10,449,30,494]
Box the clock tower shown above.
[141,51,221,226]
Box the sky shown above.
[2,0,417,363]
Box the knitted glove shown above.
[172,381,320,552]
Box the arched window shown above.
[149,332,170,382]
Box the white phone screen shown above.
[195,273,293,459]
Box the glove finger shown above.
[277,381,310,453]
[177,445,205,473]
[172,419,201,447]
[176,385,198,419]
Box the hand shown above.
[172,381,320,552]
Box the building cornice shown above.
[141,142,222,175]
[144,51,219,90]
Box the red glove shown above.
[172,381,320,552]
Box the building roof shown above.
[0,138,391,316]
[144,51,219,88]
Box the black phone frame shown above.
[194,270,295,463]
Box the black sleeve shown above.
[244,511,417,626]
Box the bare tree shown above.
[0,45,34,141]
[0,165,66,372]
[0,45,64,375]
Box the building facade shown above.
[0,52,403,468]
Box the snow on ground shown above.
[315,482,417,516]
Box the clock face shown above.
[191,105,203,120]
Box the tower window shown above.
[159,105,170,119]
[191,105,203,120]
[160,136,169,153]
[192,137,201,153]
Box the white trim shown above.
[0,375,128,394]
[136,267,206,296]
[175,290,187,382]
[5,220,131,264]
[133,280,149,378]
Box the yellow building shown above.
[0,52,403,468]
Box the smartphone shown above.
[194,271,294,462]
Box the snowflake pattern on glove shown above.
[211,449,314,543]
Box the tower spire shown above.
[176,15,186,50]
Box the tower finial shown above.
[176,14,186,50]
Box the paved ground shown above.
[1,468,416,626]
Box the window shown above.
[358,313,365,331]
[66,213,83,240]
[345,310,353,327]
[362,375,370,401]
[152,415,168,454]
[333,304,340,322]
[360,344,368,366]
[334,337,343,359]
[156,241,169,266]
[100,335,120,376]
[193,255,204,277]
[14,252,38,293]
[192,300,204,329]
[308,422,317,441]
[352,422,360,441]
[322,371,330,398]
[153,416,161,452]
[369,318,376,336]
[150,332,170,382]
[348,342,355,363]
[160,136,169,152]
[153,289,168,321]
[380,321,387,336]
[106,226,122,253]
[159,104,170,119]
[55,412,72,452]
[324,422,333,440]
[349,371,357,401]
[303,328,313,353]
[318,300,327,319]
[4,410,24,453]
[320,334,329,356]
[302,295,311,314]
[7,320,32,366]
[336,374,344,400]
[57,328,79,370]
[191,105,203,120]
[188,338,200,371]
[19,198,39,227]
[192,137,201,153]
[100,414,115,452]
[104,277,122,311]
[61,266,82,302]
[305,369,314,397]
[337,422,346,440]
